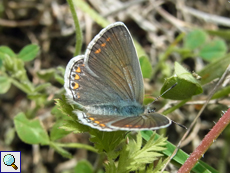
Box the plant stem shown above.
[56,142,98,153]
[67,0,82,56]
[177,108,230,173]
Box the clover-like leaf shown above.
[199,39,227,62]
[184,29,207,49]
[161,62,203,100]
[75,160,93,173]
[18,44,40,62]
[0,76,11,94]
[14,112,50,145]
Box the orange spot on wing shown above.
[101,43,106,47]
[106,37,111,42]
[100,124,106,127]
[125,124,132,128]
[77,92,80,99]
[74,74,80,80]
[95,121,100,124]
[73,82,79,89]
[76,67,81,73]
[95,48,101,54]
[89,117,95,121]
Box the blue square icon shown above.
[0,151,21,173]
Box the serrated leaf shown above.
[18,44,39,62]
[50,121,71,141]
[199,40,227,62]
[0,76,11,94]
[161,62,203,100]
[55,96,83,120]
[14,112,50,145]
[75,160,93,173]
[51,105,69,120]
[60,120,86,133]
[116,132,167,172]
[139,56,152,78]
[55,97,91,133]
[90,131,126,158]
[184,29,207,49]
[50,142,72,158]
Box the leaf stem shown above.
[56,142,98,153]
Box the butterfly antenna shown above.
[172,120,187,129]
[150,83,177,104]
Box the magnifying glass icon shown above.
[3,154,18,170]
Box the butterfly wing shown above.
[76,112,171,131]
[65,22,144,106]
[85,22,144,103]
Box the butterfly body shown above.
[64,22,171,131]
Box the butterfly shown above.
[64,22,171,131]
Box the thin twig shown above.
[182,6,230,27]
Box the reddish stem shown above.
[178,108,230,173]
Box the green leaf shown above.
[212,85,230,99]
[4,127,15,146]
[50,121,71,141]
[198,54,230,85]
[199,39,227,62]
[27,93,47,100]
[0,76,11,94]
[206,29,230,41]
[50,142,72,158]
[57,66,65,76]
[59,120,86,133]
[139,56,152,78]
[54,74,64,85]
[115,132,167,172]
[75,160,93,173]
[37,68,55,81]
[184,29,207,49]
[161,62,203,100]
[51,105,69,120]
[34,83,51,92]
[0,46,16,59]
[90,130,126,158]
[55,97,90,133]
[14,112,50,145]
[55,96,83,121]
[18,44,39,62]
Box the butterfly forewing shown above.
[65,56,124,106]
[85,23,144,103]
